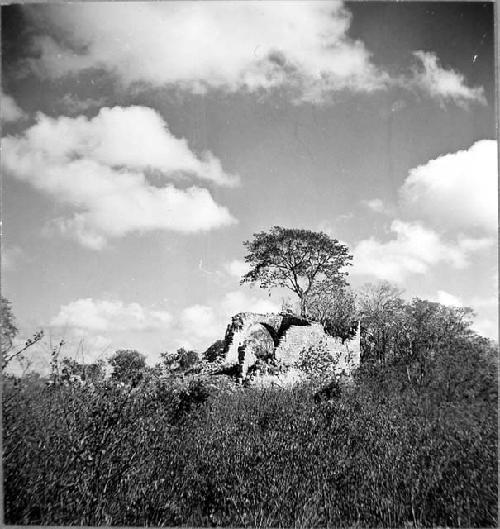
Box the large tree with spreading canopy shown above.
[241,226,352,317]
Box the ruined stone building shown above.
[218,312,360,385]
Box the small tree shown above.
[109,349,146,385]
[161,347,200,373]
[307,284,357,341]
[1,296,43,371]
[61,358,106,383]
[356,281,407,364]
[203,339,225,363]
[241,226,352,317]
[1,296,18,354]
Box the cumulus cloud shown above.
[23,4,486,107]
[352,220,492,282]
[1,91,26,123]
[410,51,486,107]
[400,140,497,233]
[25,2,388,102]
[224,259,251,279]
[50,298,172,332]
[434,290,464,307]
[472,318,498,341]
[1,106,237,248]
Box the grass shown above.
[3,358,497,527]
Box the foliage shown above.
[202,339,226,363]
[1,296,44,370]
[3,349,496,527]
[356,281,477,374]
[241,226,352,317]
[61,358,106,383]
[307,283,357,340]
[1,296,18,353]
[109,349,146,385]
[293,340,340,383]
[161,347,200,373]
[2,282,497,527]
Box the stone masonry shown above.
[220,312,360,383]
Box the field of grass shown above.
[3,353,497,527]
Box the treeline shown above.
[2,284,498,527]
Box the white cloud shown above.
[180,304,220,343]
[224,259,251,279]
[26,2,388,102]
[400,140,497,233]
[1,92,26,123]
[361,198,386,214]
[50,298,172,332]
[24,5,486,107]
[352,220,490,282]
[434,290,464,307]
[410,51,486,107]
[472,318,498,341]
[1,106,237,248]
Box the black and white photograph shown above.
[1,1,498,527]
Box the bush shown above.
[3,342,497,527]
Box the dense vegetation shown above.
[2,280,498,527]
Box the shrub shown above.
[3,339,497,527]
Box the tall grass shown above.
[3,357,497,528]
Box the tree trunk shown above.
[300,295,307,318]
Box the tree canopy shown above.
[241,226,352,317]
[109,349,146,385]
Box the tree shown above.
[1,296,18,354]
[241,226,352,317]
[61,358,106,383]
[307,284,357,341]
[109,349,146,385]
[400,298,476,385]
[161,347,200,373]
[203,339,226,363]
[1,296,44,371]
[356,281,407,364]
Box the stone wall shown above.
[275,322,360,376]
[220,312,360,382]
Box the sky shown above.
[1,1,497,372]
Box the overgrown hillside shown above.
[3,325,497,527]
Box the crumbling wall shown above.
[220,312,360,383]
[275,322,360,376]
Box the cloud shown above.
[178,290,279,350]
[22,5,487,107]
[410,51,486,107]
[1,92,26,123]
[224,259,251,279]
[361,198,387,214]
[25,2,388,102]
[472,318,498,341]
[352,220,491,282]
[434,290,464,307]
[50,298,172,332]
[58,93,107,114]
[400,140,497,233]
[1,106,237,248]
